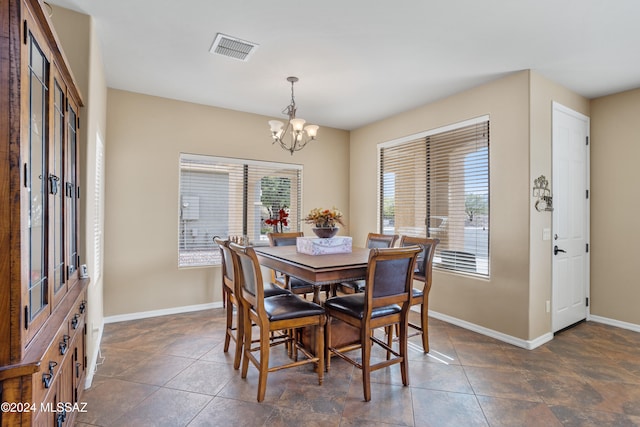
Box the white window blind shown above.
[379,117,490,276]
[178,153,302,267]
[94,133,105,280]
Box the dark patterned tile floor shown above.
[75,309,640,426]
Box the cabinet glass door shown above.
[52,79,65,297]
[28,35,49,320]
[66,104,79,278]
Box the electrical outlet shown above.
[543,228,551,241]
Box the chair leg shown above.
[399,320,409,387]
[233,300,243,370]
[316,318,325,385]
[257,325,271,402]
[325,317,332,372]
[362,327,372,402]
[222,286,226,309]
[421,298,429,353]
[385,325,393,360]
[241,308,252,379]
[223,291,233,353]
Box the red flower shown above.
[265,207,290,231]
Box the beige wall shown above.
[590,88,640,325]
[351,71,532,339]
[104,90,350,316]
[528,72,589,338]
[50,6,108,382]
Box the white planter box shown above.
[296,236,353,255]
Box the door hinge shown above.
[586,136,589,145]
[586,189,589,199]
[586,297,589,307]
[23,20,27,44]
[77,186,81,199]
[586,243,589,253]
[24,305,29,329]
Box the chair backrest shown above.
[229,242,266,318]
[366,233,399,249]
[268,232,303,247]
[364,246,421,313]
[214,237,234,291]
[399,236,439,290]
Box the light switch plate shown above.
[543,228,551,241]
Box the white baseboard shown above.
[84,320,104,389]
[589,314,640,333]
[104,301,223,324]
[425,309,553,350]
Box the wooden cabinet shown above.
[0,0,88,425]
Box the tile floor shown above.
[75,309,640,426]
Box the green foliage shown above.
[261,177,291,208]
[383,197,395,219]
[465,193,488,222]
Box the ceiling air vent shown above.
[209,33,258,62]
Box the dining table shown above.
[254,245,370,304]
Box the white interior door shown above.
[552,102,590,333]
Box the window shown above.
[178,154,302,267]
[379,116,489,276]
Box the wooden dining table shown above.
[254,245,370,304]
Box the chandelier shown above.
[268,76,319,155]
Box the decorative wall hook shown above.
[533,175,553,212]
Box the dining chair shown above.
[229,242,327,402]
[214,237,290,370]
[324,245,421,401]
[397,236,439,353]
[267,232,316,297]
[339,233,399,294]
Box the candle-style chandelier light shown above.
[268,76,319,155]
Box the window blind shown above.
[379,117,490,276]
[94,134,105,280]
[178,153,302,267]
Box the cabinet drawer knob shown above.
[72,313,80,329]
[79,300,87,313]
[59,334,70,355]
[56,408,66,427]
[42,372,53,388]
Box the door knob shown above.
[554,245,566,255]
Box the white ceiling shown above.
[47,0,640,130]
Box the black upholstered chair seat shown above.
[324,294,401,320]
[342,279,366,293]
[264,294,325,321]
[275,276,315,293]
[264,282,292,298]
[351,282,424,299]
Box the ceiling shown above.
[47,0,640,131]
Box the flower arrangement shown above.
[265,207,289,233]
[304,207,344,228]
